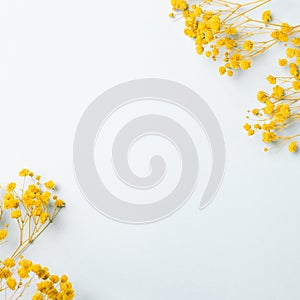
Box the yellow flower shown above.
[243,123,251,131]
[32,293,44,300]
[219,66,226,75]
[243,40,254,51]
[171,0,188,11]
[286,48,295,58]
[263,100,275,115]
[3,258,16,268]
[17,267,29,279]
[248,129,255,136]
[0,268,12,279]
[6,277,17,290]
[271,85,284,100]
[257,91,267,103]
[292,37,300,47]
[50,274,60,283]
[225,27,237,35]
[11,209,22,219]
[292,81,300,91]
[19,169,30,177]
[44,180,55,190]
[290,63,298,77]
[227,70,233,77]
[3,193,19,209]
[0,229,8,241]
[278,58,288,66]
[262,10,271,23]
[205,51,212,58]
[55,199,65,208]
[266,75,276,84]
[262,131,278,143]
[288,141,297,153]
[61,275,68,283]
[281,23,292,34]
[19,259,32,269]
[39,212,49,224]
[6,182,16,192]
[239,60,251,70]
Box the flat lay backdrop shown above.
[0,0,300,299]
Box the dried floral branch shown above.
[0,169,74,299]
[169,0,299,76]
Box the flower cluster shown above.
[0,169,74,299]
[1,169,65,258]
[170,0,299,76]
[0,257,74,299]
[244,36,300,152]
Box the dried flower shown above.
[0,170,74,299]
[245,34,300,152]
[170,0,300,76]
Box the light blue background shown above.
[0,0,299,299]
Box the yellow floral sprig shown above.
[170,0,300,76]
[0,257,74,300]
[244,37,300,152]
[1,169,65,259]
[0,169,74,299]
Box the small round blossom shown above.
[288,141,297,153]
[262,10,271,23]
[6,182,16,192]
[19,169,30,177]
[6,277,17,290]
[44,180,55,190]
[243,40,254,51]
[11,209,22,219]
[0,229,8,241]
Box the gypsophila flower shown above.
[0,169,74,299]
[170,0,300,76]
[244,32,300,152]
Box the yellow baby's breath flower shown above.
[32,293,44,300]
[272,85,284,100]
[248,129,255,136]
[171,0,188,11]
[3,258,16,268]
[55,199,65,208]
[239,60,251,70]
[6,277,17,290]
[278,58,288,66]
[292,37,300,47]
[266,75,276,84]
[11,209,21,219]
[288,141,297,153]
[243,40,254,51]
[262,131,278,143]
[257,91,267,103]
[19,169,30,177]
[292,81,300,91]
[262,10,271,23]
[6,182,16,192]
[227,70,233,77]
[243,123,251,131]
[39,212,49,224]
[219,66,226,75]
[0,229,8,241]
[44,180,55,190]
[286,48,295,58]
